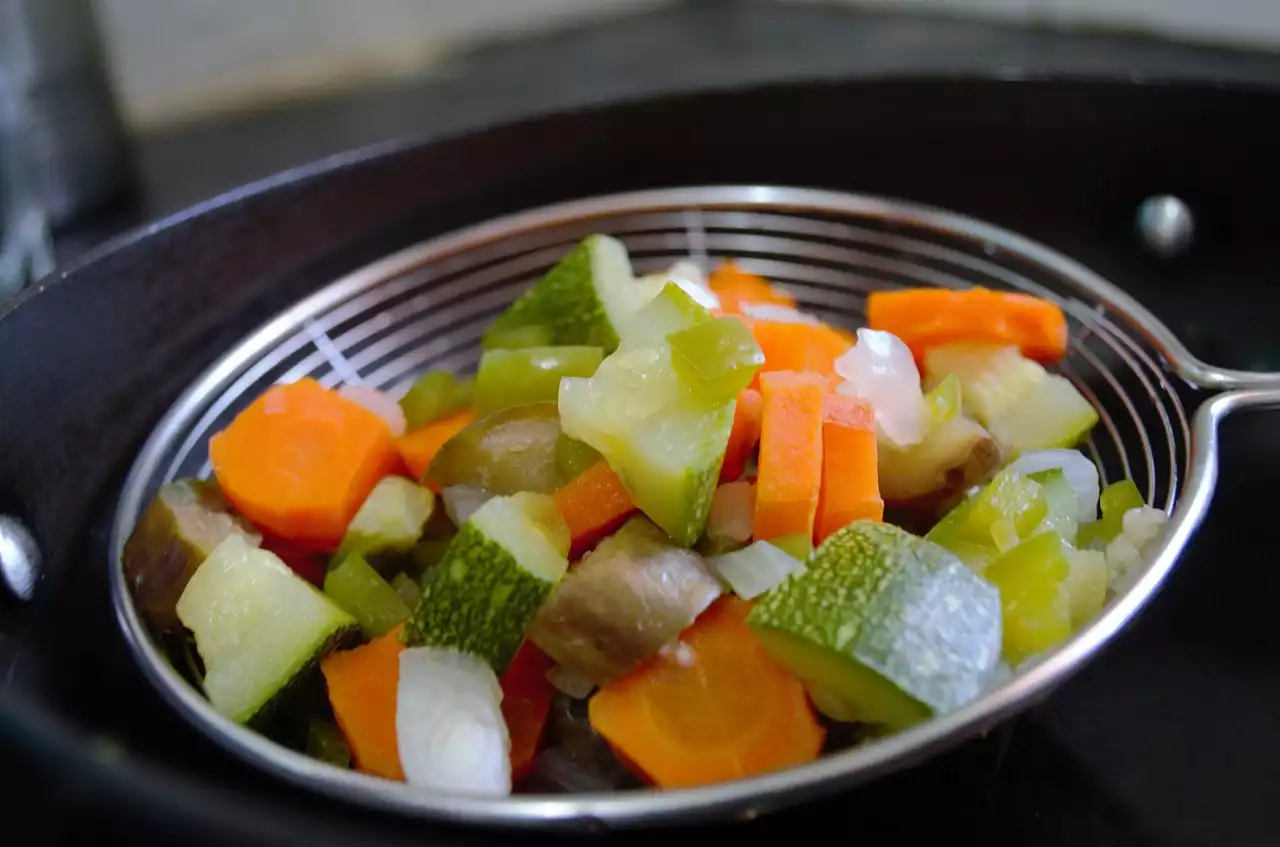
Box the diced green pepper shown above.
[1026,468,1079,545]
[983,531,1072,663]
[668,316,764,405]
[323,553,411,639]
[474,346,603,414]
[399,370,474,431]
[1077,478,1145,548]
[306,719,351,768]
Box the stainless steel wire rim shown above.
[109,185,1280,830]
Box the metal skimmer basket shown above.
[110,186,1280,831]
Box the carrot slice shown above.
[750,320,852,387]
[754,372,825,541]
[209,378,399,550]
[588,596,823,788]
[553,460,636,558]
[867,287,1069,363]
[719,388,763,483]
[393,408,476,484]
[499,641,556,781]
[816,395,883,543]
[321,625,406,781]
[708,260,797,315]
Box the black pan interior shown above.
[2,78,1280,845]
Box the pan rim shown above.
[109,184,1214,830]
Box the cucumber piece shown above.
[527,517,722,686]
[324,553,411,638]
[667,316,764,406]
[878,415,1002,504]
[983,531,1072,663]
[473,346,603,415]
[399,371,473,430]
[123,479,262,631]
[405,493,570,671]
[748,521,1001,727]
[925,343,1046,426]
[176,534,357,724]
[427,402,565,495]
[482,235,640,353]
[987,374,1098,456]
[334,477,435,565]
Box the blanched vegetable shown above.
[707,259,797,314]
[719,387,763,482]
[754,371,826,542]
[391,572,422,608]
[441,485,494,527]
[396,646,511,794]
[1077,478,1146,548]
[983,531,1072,663]
[709,540,803,600]
[637,259,720,311]
[337,384,407,437]
[588,597,823,788]
[552,459,636,556]
[555,434,603,481]
[750,320,851,384]
[704,480,756,550]
[176,534,357,724]
[320,625,405,780]
[323,553,411,638]
[210,378,399,550]
[123,478,262,631]
[406,493,570,672]
[483,234,641,353]
[559,285,742,545]
[474,346,603,414]
[334,476,435,564]
[1007,448,1100,523]
[527,517,722,686]
[770,532,814,562]
[926,468,1050,570]
[427,402,565,495]
[546,664,596,700]
[668,316,765,405]
[989,374,1099,457]
[834,328,928,447]
[867,287,1069,363]
[878,415,1002,504]
[394,408,475,481]
[748,521,1001,728]
[1103,505,1168,591]
[1064,547,1107,626]
[305,719,352,768]
[498,641,556,781]
[816,395,883,543]
[398,370,474,431]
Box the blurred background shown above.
[3,0,1280,300]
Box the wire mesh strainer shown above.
[110,186,1280,830]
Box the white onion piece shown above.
[739,303,818,324]
[1007,449,1101,522]
[709,540,804,600]
[834,328,927,447]
[442,485,494,527]
[396,646,510,795]
[546,664,595,699]
[706,481,755,543]
[338,384,407,437]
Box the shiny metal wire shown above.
[110,186,1280,830]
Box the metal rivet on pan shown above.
[0,515,40,601]
[1137,194,1194,258]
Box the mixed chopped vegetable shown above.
[124,236,1170,796]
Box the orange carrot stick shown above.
[552,460,636,558]
[867,287,1068,363]
[320,625,406,781]
[816,395,883,543]
[749,320,852,387]
[708,260,797,315]
[588,597,823,788]
[720,388,764,483]
[210,378,399,550]
[754,372,826,541]
[393,408,476,484]
[499,641,556,781]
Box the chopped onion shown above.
[706,481,755,543]
[740,303,818,324]
[396,646,511,795]
[1106,506,1168,593]
[546,664,595,700]
[834,328,927,447]
[442,485,494,527]
[337,384,407,436]
[1007,449,1101,522]
[709,540,804,600]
